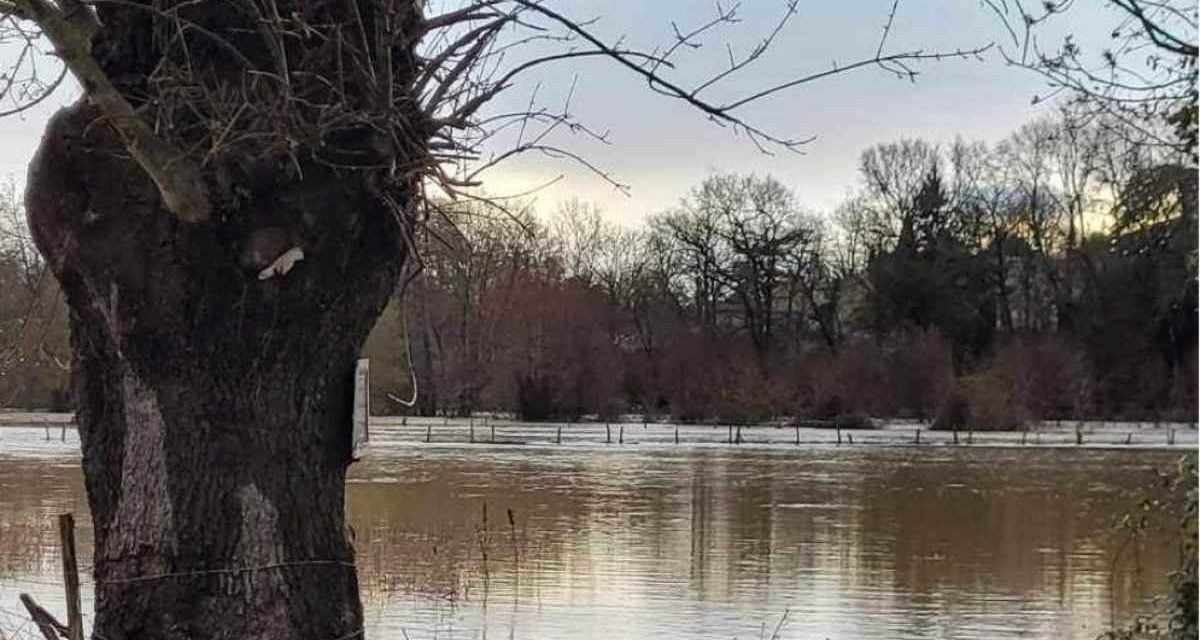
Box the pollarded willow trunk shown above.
[27,101,403,639]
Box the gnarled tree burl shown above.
[0,0,983,636]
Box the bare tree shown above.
[651,196,733,332]
[653,173,815,360]
[550,198,605,285]
[857,138,941,250]
[0,179,68,407]
[707,174,805,359]
[780,216,843,351]
[0,0,987,635]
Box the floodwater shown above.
[0,421,1192,640]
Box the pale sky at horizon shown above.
[0,0,1120,227]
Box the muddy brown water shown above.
[0,425,1189,639]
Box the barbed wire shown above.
[96,558,357,586]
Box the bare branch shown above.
[11,0,212,222]
[0,62,66,117]
[1111,0,1197,57]
[987,0,1196,157]
[468,0,991,152]
[421,1,506,34]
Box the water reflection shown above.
[346,446,1178,639]
[0,429,1184,640]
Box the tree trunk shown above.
[27,102,403,639]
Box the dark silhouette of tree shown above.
[867,165,996,370]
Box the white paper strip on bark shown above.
[352,358,370,455]
[256,246,304,280]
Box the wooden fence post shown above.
[60,514,83,640]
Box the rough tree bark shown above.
[28,101,403,638]
[29,100,402,638]
[22,1,412,634]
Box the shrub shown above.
[887,331,954,420]
[515,373,557,421]
[833,412,875,430]
[933,374,1028,431]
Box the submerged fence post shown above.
[795,426,800,446]
[1021,431,1027,446]
[836,427,842,445]
[619,425,624,445]
[470,422,475,443]
[953,429,959,445]
[1124,432,1132,445]
[735,425,742,445]
[914,429,921,445]
[1168,429,1176,445]
[60,514,83,640]
[1075,425,1083,445]
[426,424,432,443]
[556,426,562,445]
[606,423,611,444]
[491,425,496,443]
[674,427,679,445]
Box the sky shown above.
[0,0,1119,227]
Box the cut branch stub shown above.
[15,0,211,223]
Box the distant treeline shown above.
[1,112,1196,425]
[0,179,70,410]
[366,112,1197,425]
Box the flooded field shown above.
[0,421,1192,639]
